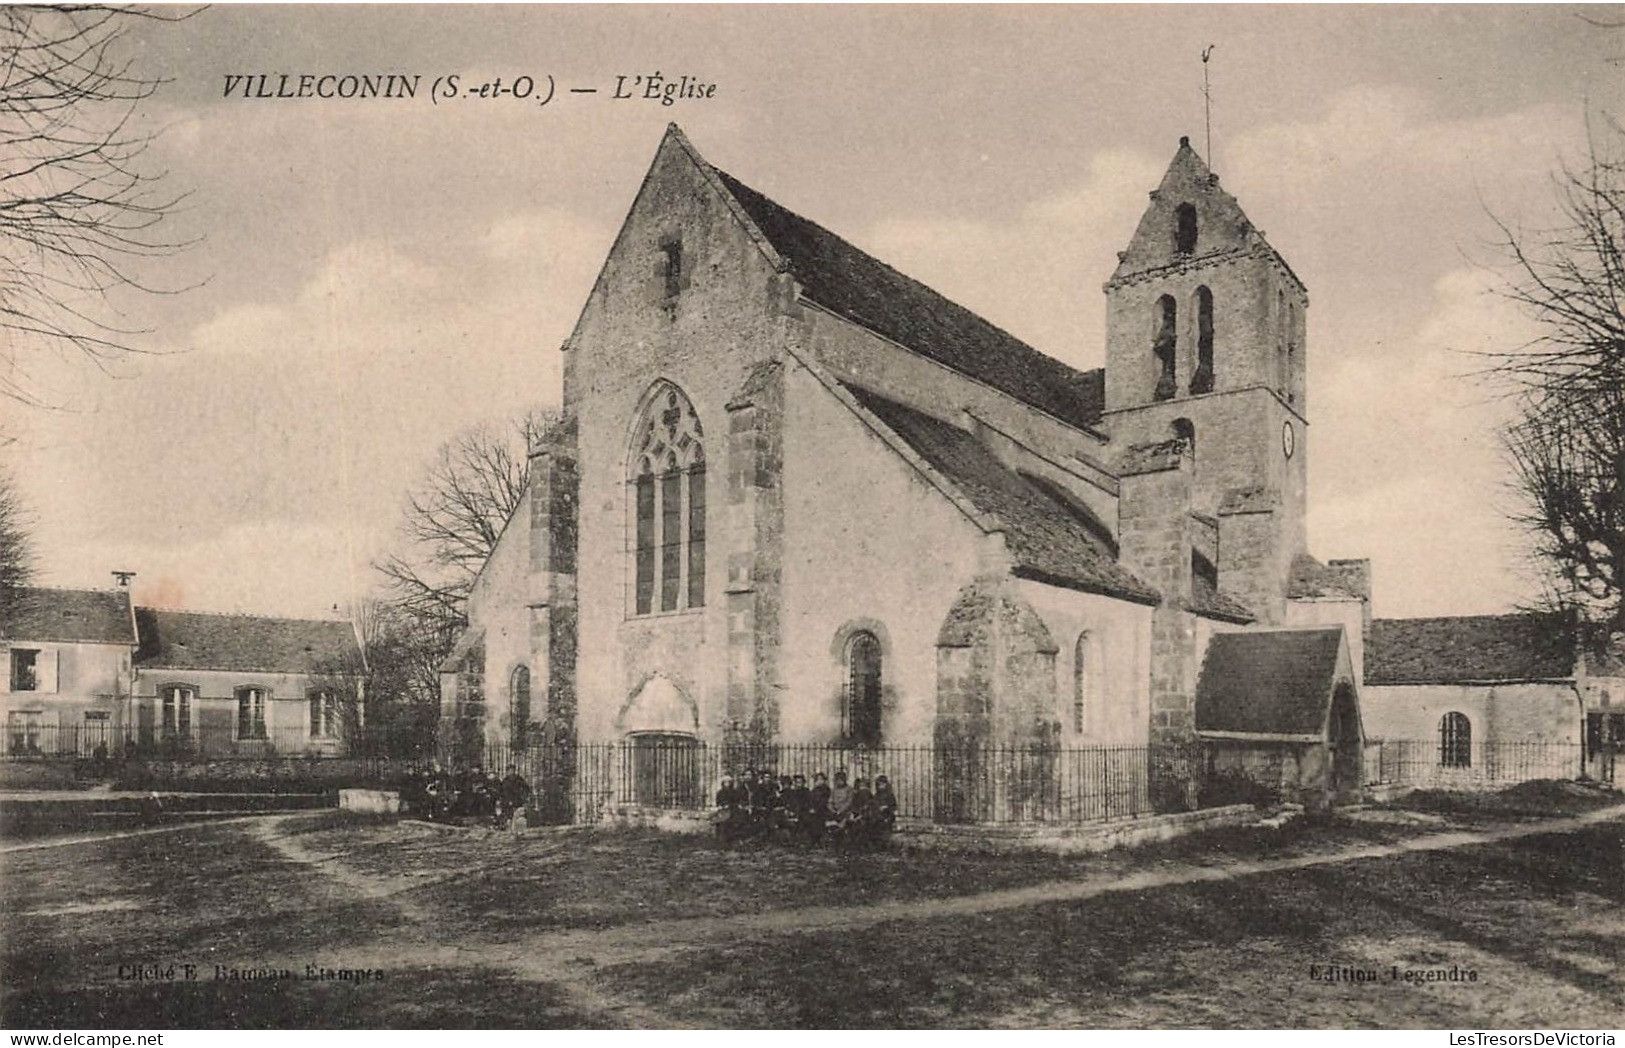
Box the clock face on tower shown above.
[1282,420,1296,459]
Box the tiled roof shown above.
[1196,628,1344,737]
[713,168,1106,432]
[1189,575,1255,624]
[1365,613,1575,685]
[846,386,1158,605]
[134,608,359,675]
[1287,554,1368,601]
[0,586,136,645]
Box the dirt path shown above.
[243,803,1625,1025]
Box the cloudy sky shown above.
[4,4,1622,620]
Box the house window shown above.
[1439,712,1471,768]
[6,711,41,754]
[161,685,194,737]
[630,382,706,615]
[1153,295,1177,402]
[1174,202,1198,255]
[308,689,339,739]
[1191,286,1214,394]
[9,649,38,692]
[844,631,883,747]
[236,687,268,741]
[1072,632,1090,735]
[510,665,531,749]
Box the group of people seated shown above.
[713,768,898,846]
[402,764,532,829]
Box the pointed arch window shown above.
[631,382,706,615]
[1191,286,1214,394]
[1153,295,1177,402]
[844,631,883,747]
[1072,632,1090,734]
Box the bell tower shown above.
[1102,137,1308,623]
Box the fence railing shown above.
[1368,739,1585,788]
[1,721,430,761]
[441,738,1205,826]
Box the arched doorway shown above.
[1327,682,1363,803]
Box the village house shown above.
[0,582,362,757]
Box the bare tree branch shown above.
[1487,120,1625,630]
[0,5,200,424]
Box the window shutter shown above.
[38,650,58,694]
[0,650,10,694]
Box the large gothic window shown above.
[631,382,706,615]
[1153,295,1177,402]
[844,631,883,747]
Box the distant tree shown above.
[374,409,560,721]
[1,5,195,420]
[1488,123,1625,630]
[0,466,35,605]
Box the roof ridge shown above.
[711,166,1099,389]
[137,606,350,625]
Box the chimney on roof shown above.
[111,571,135,588]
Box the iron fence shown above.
[1368,738,1584,788]
[0,721,427,761]
[442,738,1203,826]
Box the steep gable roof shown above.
[0,586,136,645]
[710,165,1106,431]
[134,608,359,676]
[1109,137,1303,294]
[1365,612,1575,685]
[845,386,1157,605]
[1196,627,1345,737]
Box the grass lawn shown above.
[2,787,1620,1029]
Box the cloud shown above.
[858,147,1167,369]
[9,207,613,612]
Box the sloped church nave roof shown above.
[710,165,1107,432]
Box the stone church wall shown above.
[1015,579,1153,747]
[561,137,806,745]
[777,360,987,745]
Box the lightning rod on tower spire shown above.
[1201,45,1216,165]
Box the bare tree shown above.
[1489,122,1625,629]
[376,410,557,629]
[374,409,559,729]
[1,5,194,414]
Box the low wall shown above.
[115,757,416,794]
[339,789,401,814]
[896,804,1259,855]
[603,803,1259,853]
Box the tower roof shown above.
[1107,136,1303,295]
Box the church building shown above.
[444,124,1373,806]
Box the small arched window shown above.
[631,382,706,615]
[1174,203,1198,255]
[1171,417,1196,460]
[1153,295,1177,402]
[844,631,883,747]
[510,665,531,749]
[1072,632,1090,734]
[1439,712,1471,768]
[1191,286,1214,394]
